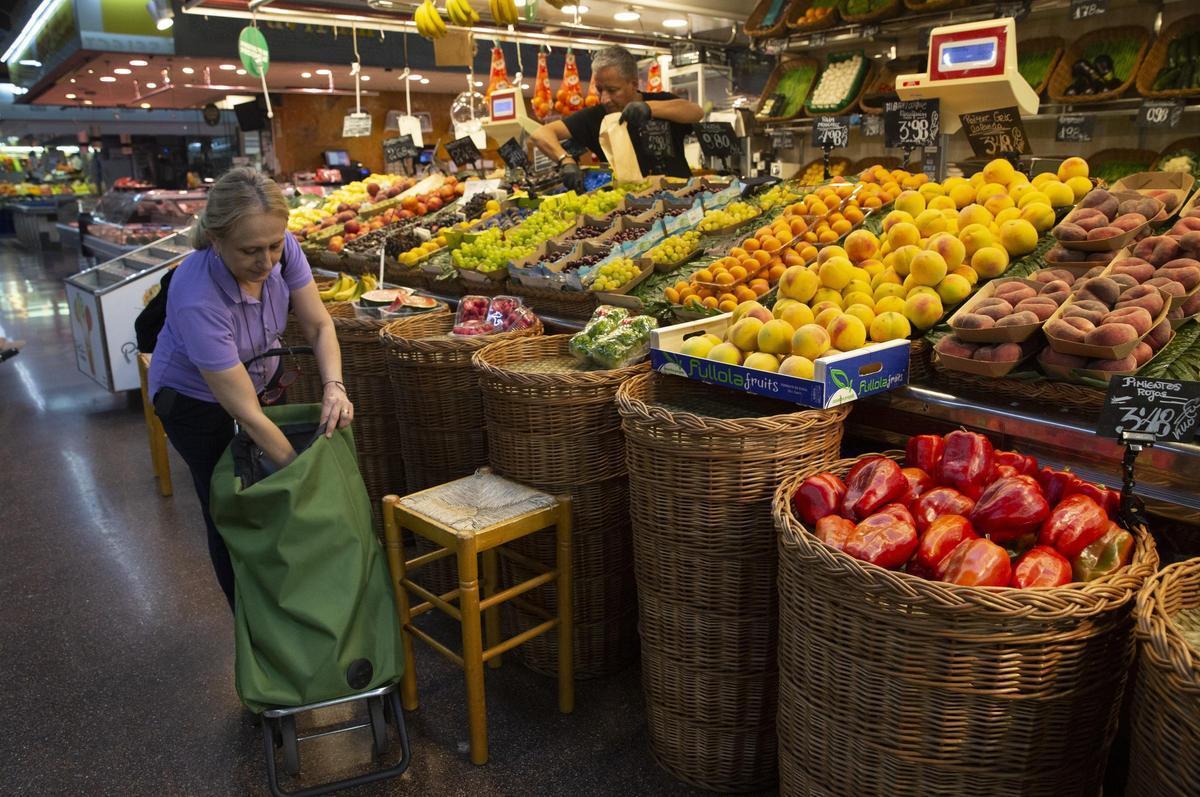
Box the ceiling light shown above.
[360,75,370,81]
[561,4,589,12]
[514,0,527,6]
[84,100,93,105]
[301,71,312,78]
[181,66,194,75]
[520,83,530,89]
[473,80,483,87]
[65,93,76,99]
[219,64,237,71]
[2,0,59,63]
[614,8,640,22]
[146,0,174,31]
[145,82,157,88]
[316,68,332,76]
[420,78,429,84]
[114,68,132,75]
[140,102,151,109]
[99,76,117,83]
[130,59,148,67]
[69,78,76,83]
[19,59,42,67]
[662,17,688,27]
[235,68,246,75]
[407,73,423,81]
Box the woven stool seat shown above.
[398,472,558,536]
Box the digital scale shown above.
[895,17,1039,134]
[482,87,542,148]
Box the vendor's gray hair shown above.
[591,46,639,83]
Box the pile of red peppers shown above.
[792,430,1133,588]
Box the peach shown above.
[828,314,867,352]
[1132,342,1154,367]
[1168,306,1185,321]
[1086,355,1138,372]
[1108,274,1139,291]
[1146,277,1186,298]
[1086,226,1125,241]
[1078,189,1119,219]
[757,319,797,355]
[707,342,743,365]
[1157,261,1200,290]
[743,352,781,372]
[996,311,1040,327]
[935,336,979,359]
[1053,222,1088,242]
[1038,348,1088,369]
[1146,320,1173,351]
[777,266,820,302]
[1040,279,1074,297]
[1171,217,1200,236]
[1042,290,1071,306]
[1183,292,1200,316]
[909,250,948,287]
[844,229,880,264]
[1045,245,1079,263]
[728,317,765,352]
[1110,260,1156,283]
[1111,213,1147,232]
[1046,319,1090,342]
[993,283,1037,304]
[1087,251,1117,263]
[1076,277,1121,307]
[1014,298,1059,321]
[973,342,1022,362]
[792,324,832,360]
[904,292,944,330]
[1103,307,1153,336]
[869,311,911,343]
[1084,324,1139,347]
[926,232,966,270]
[970,246,1010,278]
[954,313,996,330]
[779,355,815,379]
[732,300,768,323]
[1114,286,1165,318]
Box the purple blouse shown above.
[148,232,314,402]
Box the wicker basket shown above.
[379,309,543,597]
[805,59,876,117]
[1018,36,1066,98]
[755,56,821,124]
[902,0,963,10]
[908,337,932,384]
[507,282,599,320]
[1048,26,1151,105]
[838,0,898,25]
[859,56,924,114]
[279,315,325,405]
[1089,148,1163,186]
[746,0,799,39]
[931,357,1108,414]
[786,0,839,32]
[1154,136,1200,169]
[1127,558,1200,796]
[773,452,1158,797]
[1136,14,1200,99]
[473,335,647,677]
[616,372,850,792]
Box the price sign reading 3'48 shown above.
[1098,376,1200,444]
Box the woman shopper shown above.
[148,167,352,610]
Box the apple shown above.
[415,202,428,216]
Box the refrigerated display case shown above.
[84,188,207,261]
[64,231,193,392]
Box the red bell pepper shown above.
[936,430,994,500]
[841,457,907,521]
[991,464,1020,480]
[994,450,1038,478]
[1036,467,1081,507]
[968,475,1050,543]
[844,509,918,569]
[877,502,916,528]
[899,467,934,507]
[1064,480,1120,519]
[936,537,1012,587]
[792,472,847,527]
[911,487,976,533]
[1010,545,1073,588]
[813,515,856,552]
[1072,522,1134,582]
[846,455,887,484]
[905,434,944,475]
[1039,494,1110,559]
[914,514,977,573]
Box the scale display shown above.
[490,94,516,122]
[483,87,542,148]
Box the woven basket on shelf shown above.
[786,0,839,32]
[755,56,820,124]
[1127,558,1200,796]
[746,0,799,39]
[506,282,599,320]
[805,60,876,117]
[902,0,963,10]
[838,0,898,25]
[773,452,1158,797]
[473,335,648,678]
[280,308,329,404]
[1048,26,1151,105]
[378,309,542,596]
[1154,136,1200,168]
[1136,14,1200,99]
[383,261,430,290]
[616,372,850,792]
[908,337,932,384]
[1089,148,1163,185]
[1018,36,1066,98]
[859,56,924,114]
[931,357,1108,414]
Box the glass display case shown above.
[85,188,207,260]
[64,231,193,392]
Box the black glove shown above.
[619,101,652,127]
[561,160,584,192]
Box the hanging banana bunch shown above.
[445,0,480,27]
[414,0,447,39]
[488,0,519,26]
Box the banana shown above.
[446,0,472,26]
[431,2,447,35]
[499,0,517,24]
[488,0,501,24]
[413,3,430,37]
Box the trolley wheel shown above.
[368,697,389,756]
[280,715,300,776]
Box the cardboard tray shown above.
[591,258,654,311]
[1040,330,1176,383]
[1040,252,1114,277]
[1111,171,1196,221]
[1052,191,1163,252]
[652,245,704,274]
[508,240,578,288]
[933,343,1039,378]
[1099,247,1200,311]
[1042,287,1172,360]
[458,265,508,285]
[650,313,910,409]
[946,278,1048,343]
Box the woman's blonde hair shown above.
[189,167,289,250]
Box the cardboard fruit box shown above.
[1042,287,1171,360]
[1039,330,1175,383]
[650,313,910,409]
[1111,171,1196,221]
[933,338,1041,378]
[947,277,1048,343]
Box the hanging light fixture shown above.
[145,0,174,31]
[614,7,640,22]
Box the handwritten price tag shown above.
[695,121,738,160]
[1098,376,1200,443]
[1055,114,1093,143]
[446,136,482,167]
[1070,0,1107,20]
[812,116,850,149]
[960,106,1031,157]
[1137,99,1185,130]
[884,99,939,148]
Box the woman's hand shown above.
[320,381,353,438]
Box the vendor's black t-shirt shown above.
[562,91,692,179]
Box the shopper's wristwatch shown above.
[556,153,576,166]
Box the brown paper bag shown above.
[599,113,643,183]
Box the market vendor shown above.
[531,45,703,187]
[148,167,352,610]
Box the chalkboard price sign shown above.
[812,115,850,149]
[498,137,529,170]
[884,99,940,148]
[695,121,738,160]
[1069,0,1107,20]
[1098,376,1200,443]
[861,113,883,138]
[959,106,1031,157]
[1136,99,1185,130]
[446,135,483,168]
[383,134,419,163]
[1055,114,1093,143]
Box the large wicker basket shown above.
[473,335,648,678]
[754,56,821,124]
[280,313,325,404]
[932,357,1107,415]
[1155,136,1200,169]
[773,452,1158,797]
[1018,36,1066,98]
[746,0,800,39]
[616,372,850,792]
[1048,26,1151,105]
[1136,14,1200,100]
[378,309,542,596]
[1127,558,1200,796]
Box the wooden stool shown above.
[137,353,172,497]
[381,469,574,765]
